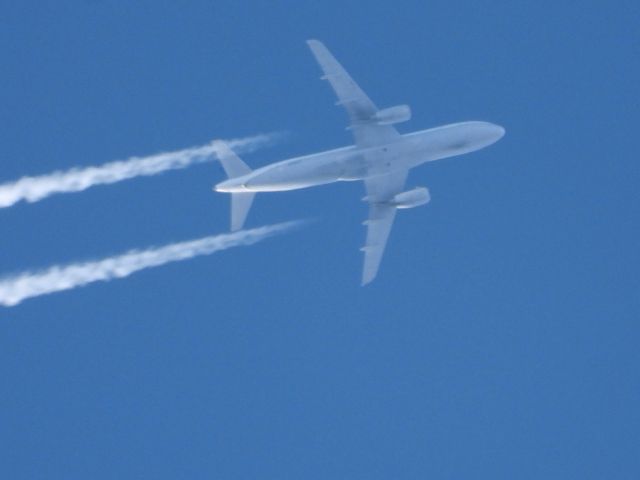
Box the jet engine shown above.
[391,187,430,209]
[372,105,411,125]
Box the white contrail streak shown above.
[0,133,277,208]
[0,221,302,307]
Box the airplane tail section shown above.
[214,141,256,231]
[230,192,255,232]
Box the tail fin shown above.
[214,141,256,231]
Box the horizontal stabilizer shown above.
[212,142,256,231]
[214,141,252,178]
[231,192,256,232]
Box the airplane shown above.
[214,40,505,285]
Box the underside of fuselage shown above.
[215,121,504,193]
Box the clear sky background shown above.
[1,1,638,478]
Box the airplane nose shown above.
[481,122,505,145]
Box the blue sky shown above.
[1,0,639,478]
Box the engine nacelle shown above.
[372,104,411,125]
[391,187,431,209]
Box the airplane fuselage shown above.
[215,121,505,193]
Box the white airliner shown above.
[215,40,505,285]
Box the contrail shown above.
[0,221,302,307]
[0,133,277,208]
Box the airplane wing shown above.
[361,169,408,285]
[307,39,401,148]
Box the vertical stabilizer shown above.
[214,141,256,231]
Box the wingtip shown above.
[360,267,377,286]
[306,39,325,51]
